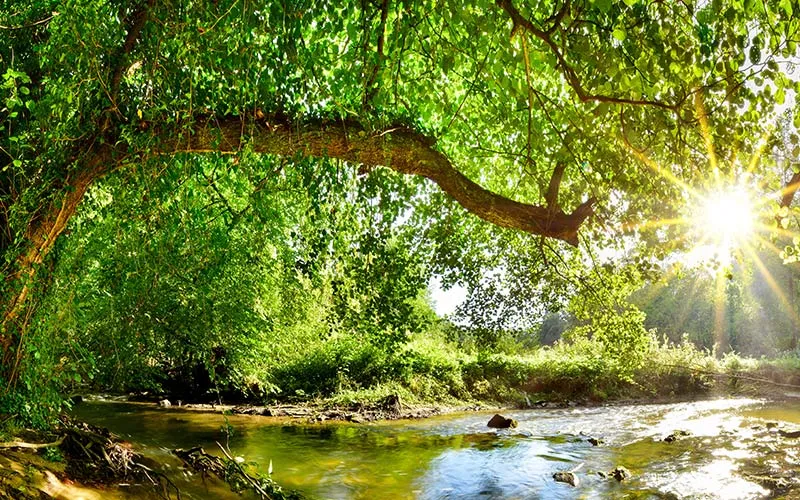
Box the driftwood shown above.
[0,435,64,449]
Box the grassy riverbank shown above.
[248,334,800,412]
[3,336,798,499]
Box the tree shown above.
[2,0,799,393]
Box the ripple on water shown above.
[72,398,795,499]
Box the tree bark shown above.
[781,171,800,209]
[2,143,126,356]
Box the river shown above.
[71,397,800,499]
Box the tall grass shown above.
[282,332,800,408]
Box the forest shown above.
[3,0,800,498]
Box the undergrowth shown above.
[264,332,800,408]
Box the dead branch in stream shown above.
[173,445,302,500]
[58,417,181,499]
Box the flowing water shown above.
[71,398,800,499]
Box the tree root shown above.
[57,416,181,499]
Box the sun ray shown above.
[754,233,792,256]
[742,241,800,328]
[753,222,800,242]
[769,181,800,208]
[745,131,770,175]
[618,136,701,201]
[713,268,728,352]
[626,217,690,232]
[668,267,714,337]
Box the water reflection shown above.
[72,397,800,499]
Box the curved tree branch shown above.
[1,117,595,353]
[160,117,595,246]
[496,0,679,111]
[2,143,127,332]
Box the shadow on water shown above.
[72,397,800,499]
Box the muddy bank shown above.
[91,392,499,424]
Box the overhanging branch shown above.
[160,117,595,245]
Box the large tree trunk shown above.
[1,144,125,376]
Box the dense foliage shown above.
[4,0,800,424]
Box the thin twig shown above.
[0,15,55,30]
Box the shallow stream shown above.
[71,398,800,499]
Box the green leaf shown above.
[780,0,793,17]
[593,0,613,12]
[613,28,627,41]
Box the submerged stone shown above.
[663,430,691,443]
[610,466,631,481]
[553,471,579,487]
[487,414,518,429]
[587,437,604,446]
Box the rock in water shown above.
[158,399,171,408]
[587,437,604,446]
[610,466,631,481]
[553,471,579,487]
[487,414,518,429]
[663,430,691,443]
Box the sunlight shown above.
[694,187,756,250]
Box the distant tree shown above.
[539,312,570,346]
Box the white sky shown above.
[429,276,467,316]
